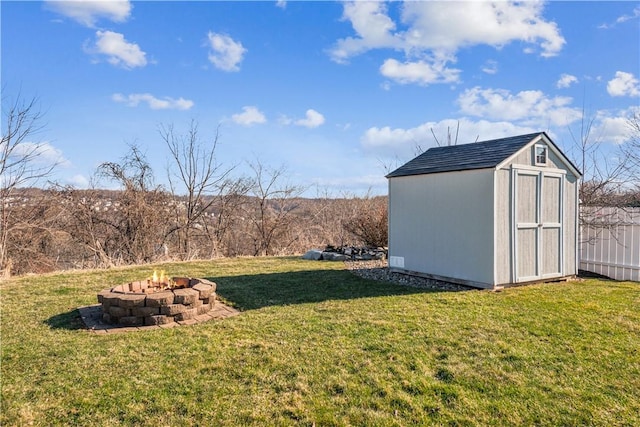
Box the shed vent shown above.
[389,256,405,268]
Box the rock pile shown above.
[302,245,387,262]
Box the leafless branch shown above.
[160,120,236,259]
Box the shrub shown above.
[343,197,388,247]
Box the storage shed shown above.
[386,132,581,289]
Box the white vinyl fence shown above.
[579,207,640,281]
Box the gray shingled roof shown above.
[386,132,546,178]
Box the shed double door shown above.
[513,169,564,282]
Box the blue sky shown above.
[2,1,639,196]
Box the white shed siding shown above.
[510,141,567,170]
[494,169,512,284]
[388,168,494,287]
[564,175,579,275]
[495,166,579,285]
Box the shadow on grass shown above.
[44,267,455,328]
[45,309,86,330]
[211,268,443,311]
[577,269,613,280]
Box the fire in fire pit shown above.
[97,271,217,327]
[140,269,191,292]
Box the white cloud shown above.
[616,6,640,23]
[276,0,287,9]
[295,109,325,128]
[1,141,70,190]
[45,0,131,27]
[361,117,536,159]
[330,1,564,86]
[599,6,640,29]
[400,1,565,57]
[592,106,640,145]
[112,93,194,110]
[330,1,564,60]
[329,2,399,64]
[18,141,70,167]
[207,32,247,72]
[232,106,267,126]
[594,116,632,145]
[607,71,640,97]
[380,58,460,86]
[67,174,90,188]
[88,30,147,69]
[458,86,582,127]
[279,109,326,128]
[278,114,293,126]
[481,60,498,75]
[557,74,578,89]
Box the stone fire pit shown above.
[97,276,217,327]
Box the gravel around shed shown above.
[344,260,474,292]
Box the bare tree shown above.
[297,188,359,249]
[59,185,119,268]
[621,112,640,190]
[568,107,628,207]
[4,188,70,274]
[1,93,59,276]
[203,177,253,257]
[245,161,305,256]
[94,144,170,265]
[160,120,241,259]
[566,105,640,244]
[430,121,478,147]
[431,122,460,147]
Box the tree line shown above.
[1,97,387,276]
[1,185,388,276]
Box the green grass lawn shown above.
[1,257,639,426]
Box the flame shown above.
[149,269,173,288]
